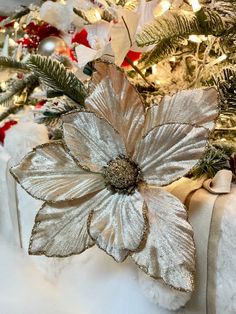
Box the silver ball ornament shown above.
[38,36,67,56]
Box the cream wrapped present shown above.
[1,160,236,313]
[139,170,236,313]
[2,128,236,312]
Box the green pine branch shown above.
[212,0,236,20]
[136,12,200,66]
[26,55,87,106]
[0,74,38,107]
[0,103,25,123]
[136,8,226,67]
[140,36,187,66]
[195,8,225,36]
[0,7,30,27]
[136,12,200,47]
[46,90,64,98]
[0,57,29,72]
[190,145,231,179]
[213,67,236,114]
[35,99,79,127]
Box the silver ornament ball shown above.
[38,36,67,56]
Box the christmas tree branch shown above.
[0,104,25,122]
[0,74,38,107]
[0,57,29,72]
[136,8,226,67]
[26,55,87,106]
[213,67,236,114]
[35,99,78,127]
[190,145,231,178]
[0,6,30,27]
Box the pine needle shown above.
[213,67,236,114]
[0,74,38,107]
[26,55,87,106]
[0,57,29,72]
[190,145,230,179]
[135,9,226,67]
[35,98,79,127]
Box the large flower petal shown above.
[133,123,209,186]
[63,111,126,172]
[88,189,146,262]
[85,62,145,155]
[144,88,219,134]
[11,141,104,202]
[29,196,96,257]
[132,186,195,292]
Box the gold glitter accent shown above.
[103,155,143,194]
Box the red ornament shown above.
[18,21,61,49]
[18,36,37,49]
[121,51,142,67]
[28,22,60,41]
[0,120,17,144]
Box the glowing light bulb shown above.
[95,10,101,21]
[14,22,19,29]
[190,0,201,12]
[216,54,227,63]
[189,35,202,43]
[160,0,171,12]
[207,54,227,67]
[189,34,208,43]
[1,82,6,90]
[154,0,170,17]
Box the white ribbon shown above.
[168,170,233,314]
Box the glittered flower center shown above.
[103,156,142,194]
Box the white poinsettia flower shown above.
[111,0,158,65]
[75,21,112,68]
[73,0,159,66]
[11,62,219,292]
